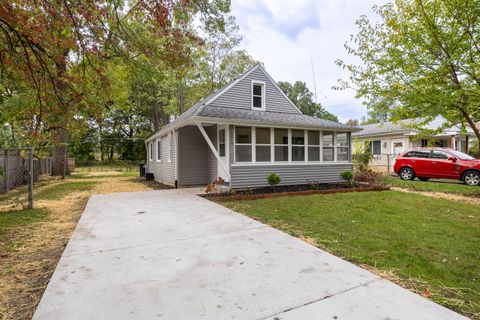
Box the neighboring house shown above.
[144,64,359,189]
[353,116,476,172]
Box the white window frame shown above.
[217,127,226,157]
[336,132,350,162]
[156,139,162,163]
[167,133,173,163]
[307,130,321,162]
[234,126,253,163]
[149,142,153,162]
[254,127,272,163]
[273,128,289,163]
[370,140,381,156]
[251,80,266,111]
[291,129,306,162]
[322,131,335,162]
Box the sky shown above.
[231,0,386,123]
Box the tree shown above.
[0,0,231,175]
[336,0,480,142]
[277,81,338,121]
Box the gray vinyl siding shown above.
[146,131,177,186]
[230,163,352,189]
[207,125,218,183]
[178,126,209,186]
[209,67,300,114]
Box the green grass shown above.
[34,181,96,200]
[223,191,480,318]
[381,175,480,197]
[0,208,49,253]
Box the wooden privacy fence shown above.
[0,149,52,194]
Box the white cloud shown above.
[231,0,386,122]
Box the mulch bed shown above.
[203,183,390,202]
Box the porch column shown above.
[466,135,469,154]
[194,122,231,182]
[451,135,456,150]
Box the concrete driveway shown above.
[33,190,467,320]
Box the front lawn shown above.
[223,191,480,319]
[381,175,480,198]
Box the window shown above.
[421,139,428,147]
[368,140,381,155]
[156,140,162,162]
[255,127,271,162]
[291,130,305,161]
[404,150,430,158]
[336,132,349,161]
[322,132,334,161]
[218,129,226,157]
[252,81,265,110]
[235,126,252,162]
[168,133,174,162]
[149,143,153,161]
[434,140,447,148]
[431,150,450,160]
[274,128,289,161]
[308,130,320,161]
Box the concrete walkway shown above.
[33,190,467,320]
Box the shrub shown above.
[354,169,383,183]
[352,139,374,172]
[340,170,354,186]
[266,173,281,192]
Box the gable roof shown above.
[146,64,358,142]
[353,116,475,138]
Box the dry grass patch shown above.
[0,173,152,320]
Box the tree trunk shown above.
[51,126,69,177]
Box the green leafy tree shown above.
[278,81,338,121]
[336,0,480,142]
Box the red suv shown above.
[394,148,480,186]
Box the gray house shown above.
[144,64,359,189]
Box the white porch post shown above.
[195,122,231,182]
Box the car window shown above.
[451,150,475,160]
[431,151,450,160]
[403,151,430,158]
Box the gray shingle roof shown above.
[352,118,422,137]
[198,106,354,130]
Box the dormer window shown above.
[251,81,265,110]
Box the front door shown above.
[217,125,229,182]
[391,140,405,171]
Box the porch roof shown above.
[146,104,360,142]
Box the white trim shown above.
[256,64,304,115]
[251,80,266,111]
[195,122,231,181]
[156,139,162,163]
[231,162,353,167]
[167,133,172,163]
[205,64,261,106]
[148,142,153,162]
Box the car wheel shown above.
[418,177,430,181]
[462,171,480,186]
[399,167,415,181]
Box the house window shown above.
[336,132,349,161]
[322,132,334,161]
[157,140,162,162]
[421,139,428,147]
[218,129,226,157]
[252,81,265,110]
[307,130,320,161]
[235,126,252,162]
[274,128,289,161]
[168,133,174,163]
[291,130,305,161]
[149,143,153,161]
[255,127,271,162]
[368,140,381,155]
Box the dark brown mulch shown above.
[203,184,390,202]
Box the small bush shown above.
[266,173,281,192]
[354,169,383,183]
[340,170,354,186]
